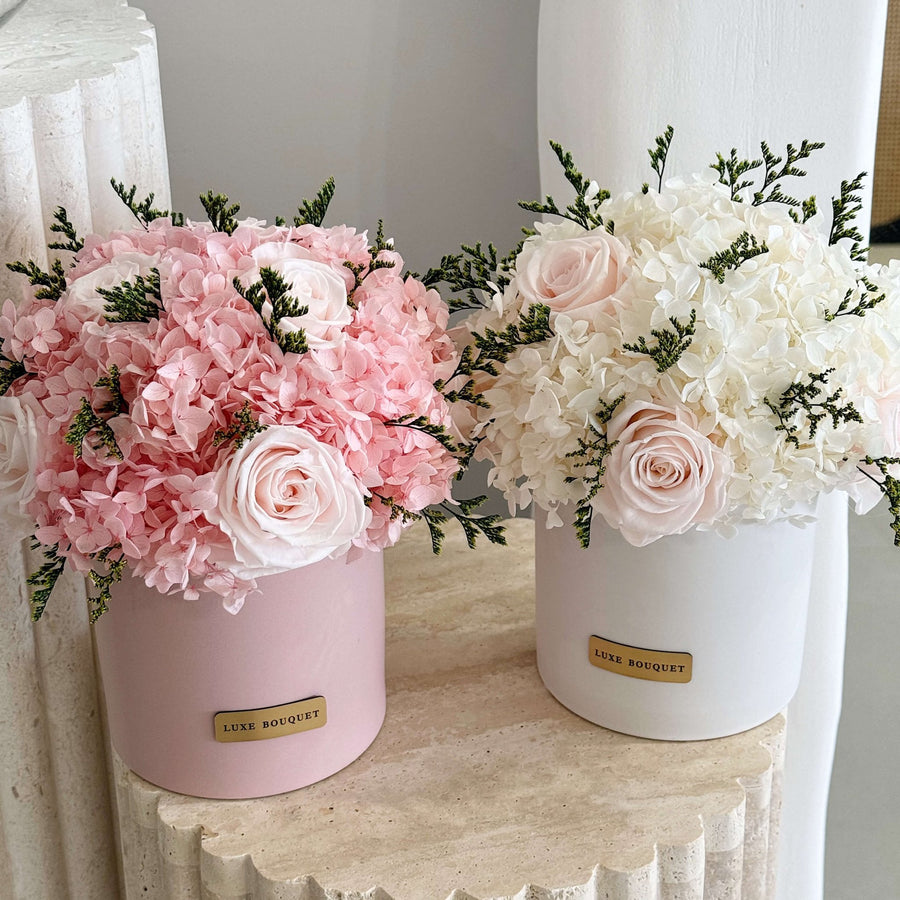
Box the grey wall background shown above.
[142,0,540,280]
[136,3,896,896]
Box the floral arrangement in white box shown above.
[432,129,900,547]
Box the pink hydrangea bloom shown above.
[6,216,460,610]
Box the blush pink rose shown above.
[59,252,161,322]
[208,425,371,577]
[0,393,41,541]
[243,243,352,350]
[846,386,900,514]
[515,221,630,322]
[594,401,732,546]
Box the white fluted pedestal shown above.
[0,3,170,898]
[113,519,786,900]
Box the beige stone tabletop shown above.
[113,518,785,900]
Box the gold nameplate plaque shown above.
[214,696,327,743]
[589,635,692,684]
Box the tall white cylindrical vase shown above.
[535,515,817,741]
[536,3,885,893]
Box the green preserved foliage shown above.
[622,310,697,373]
[213,400,268,450]
[111,179,185,227]
[764,369,863,448]
[99,269,162,323]
[564,398,623,548]
[700,233,769,283]
[293,176,336,227]
[199,191,241,235]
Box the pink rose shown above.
[0,394,41,542]
[846,387,900,514]
[58,252,161,322]
[208,425,371,577]
[243,243,352,350]
[594,401,732,546]
[515,221,630,322]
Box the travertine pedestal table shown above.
[0,3,170,897]
[113,519,785,900]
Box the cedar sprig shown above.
[751,140,824,208]
[442,497,505,550]
[342,261,366,306]
[418,242,509,312]
[519,140,609,231]
[622,309,697,373]
[861,456,900,546]
[6,257,68,302]
[64,367,127,460]
[472,303,554,373]
[368,491,422,526]
[648,126,675,192]
[564,397,622,548]
[213,400,267,450]
[825,276,886,321]
[98,268,162,323]
[425,497,506,553]
[371,219,392,253]
[435,305,553,413]
[111,180,185,227]
[368,493,506,555]
[434,368,490,410]
[86,546,127,622]
[343,227,397,306]
[384,414,460,455]
[711,147,763,201]
[26,541,66,622]
[829,173,868,262]
[792,195,819,224]
[65,399,118,460]
[764,369,863,448]
[47,207,84,255]
[365,221,397,270]
[709,140,822,216]
[234,268,310,355]
[700,233,769,283]
[200,191,241,235]
[294,176,335,227]
[95,365,127,417]
[451,434,482,478]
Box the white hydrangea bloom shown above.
[456,175,899,538]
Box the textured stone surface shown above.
[114,519,784,900]
[0,2,170,897]
[0,0,170,299]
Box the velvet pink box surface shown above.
[95,551,385,799]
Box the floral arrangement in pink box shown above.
[0,181,503,620]
[431,129,900,548]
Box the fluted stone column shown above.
[0,2,171,897]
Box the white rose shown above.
[246,243,352,351]
[594,401,732,546]
[0,394,40,542]
[58,252,161,321]
[515,221,630,322]
[208,425,370,577]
